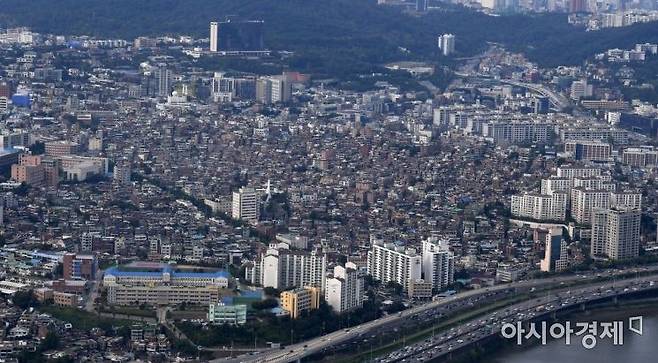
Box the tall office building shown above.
[437,34,455,56]
[232,187,260,223]
[540,228,569,272]
[255,78,272,104]
[245,244,327,290]
[591,208,641,260]
[421,237,455,291]
[367,239,422,290]
[209,22,218,52]
[153,64,172,97]
[325,262,364,313]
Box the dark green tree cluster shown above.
[178,300,381,347]
[1,0,658,77]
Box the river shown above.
[492,306,658,363]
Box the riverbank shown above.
[486,299,658,363]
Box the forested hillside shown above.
[2,0,658,75]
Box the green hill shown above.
[1,0,658,76]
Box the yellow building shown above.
[280,286,321,319]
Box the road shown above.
[499,79,571,111]
[84,267,104,313]
[380,273,658,362]
[214,267,658,363]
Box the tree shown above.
[385,281,404,296]
[263,287,280,297]
[12,290,38,309]
[40,331,60,351]
[252,298,278,310]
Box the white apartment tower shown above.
[571,189,642,225]
[510,192,567,221]
[210,22,218,52]
[421,237,455,291]
[325,262,364,313]
[367,239,422,290]
[437,34,455,56]
[247,244,327,290]
[591,208,641,260]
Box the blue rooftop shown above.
[105,265,230,279]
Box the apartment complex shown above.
[245,244,326,290]
[511,192,567,221]
[367,239,422,290]
[591,208,641,260]
[421,237,455,291]
[325,262,364,313]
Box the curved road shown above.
[214,267,657,363]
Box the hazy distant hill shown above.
[2,0,658,75]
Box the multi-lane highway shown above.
[214,267,658,363]
[379,273,658,362]
[499,79,571,110]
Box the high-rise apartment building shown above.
[113,164,131,185]
[255,76,291,104]
[208,20,264,52]
[11,154,44,186]
[511,192,567,221]
[416,0,428,12]
[591,208,641,260]
[209,22,218,52]
[570,79,593,100]
[245,244,327,290]
[568,0,588,13]
[421,237,455,291]
[571,189,642,225]
[325,262,364,313]
[621,147,658,167]
[437,34,455,56]
[367,239,422,290]
[153,64,172,97]
[564,140,612,161]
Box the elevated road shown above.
[499,79,571,111]
[213,267,658,363]
[379,273,658,362]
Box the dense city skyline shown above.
[0,1,656,362]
